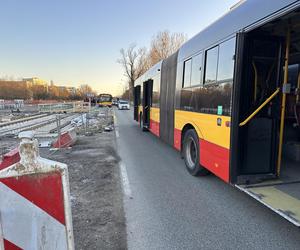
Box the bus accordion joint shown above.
[239,88,281,127]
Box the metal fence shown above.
[0,99,24,110]
[38,102,89,113]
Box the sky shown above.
[0,0,238,96]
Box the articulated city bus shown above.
[134,0,300,226]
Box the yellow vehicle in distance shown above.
[98,94,112,107]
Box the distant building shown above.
[23,77,49,93]
[23,77,48,88]
[58,86,67,91]
[0,80,31,99]
[57,86,78,95]
[66,87,77,95]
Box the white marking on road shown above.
[120,163,132,198]
[113,111,120,138]
[113,110,117,125]
[114,110,131,197]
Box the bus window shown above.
[152,74,160,108]
[183,59,192,88]
[217,38,236,84]
[180,88,193,111]
[191,52,203,86]
[204,46,219,84]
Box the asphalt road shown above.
[115,109,300,250]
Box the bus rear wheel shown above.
[183,129,209,176]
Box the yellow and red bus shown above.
[98,94,113,107]
[134,0,300,226]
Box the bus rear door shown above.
[142,79,153,130]
[134,85,141,122]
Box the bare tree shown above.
[136,47,151,77]
[78,84,94,97]
[118,31,187,99]
[149,30,187,65]
[118,44,149,100]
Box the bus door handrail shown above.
[239,88,280,127]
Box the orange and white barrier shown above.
[0,131,74,249]
[53,128,77,148]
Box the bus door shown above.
[134,85,141,122]
[231,8,300,226]
[233,33,284,184]
[143,79,153,129]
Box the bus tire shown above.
[183,129,209,176]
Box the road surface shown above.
[115,109,300,250]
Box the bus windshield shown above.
[99,94,112,102]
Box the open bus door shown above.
[232,17,300,226]
[233,33,283,182]
[142,79,153,130]
[134,85,141,122]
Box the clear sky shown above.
[0,0,238,95]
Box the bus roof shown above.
[178,0,299,62]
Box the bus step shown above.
[236,183,300,227]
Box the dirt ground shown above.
[41,129,127,249]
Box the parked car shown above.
[118,100,130,110]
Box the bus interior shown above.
[235,8,300,225]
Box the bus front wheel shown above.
[183,129,209,176]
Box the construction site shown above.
[0,102,126,249]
